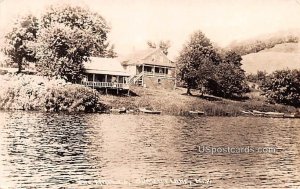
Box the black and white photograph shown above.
[0,0,300,188]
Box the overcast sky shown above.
[1,0,300,58]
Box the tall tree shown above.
[176,31,221,95]
[36,5,112,82]
[2,15,38,73]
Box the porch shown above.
[138,64,174,78]
[82,73,129,90]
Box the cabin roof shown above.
[121,48,175,68]
[83,57,130,76]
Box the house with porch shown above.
[121,48,176,90]
[81,57,130,93]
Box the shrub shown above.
[261,69,300,107]
[0,74,107,112]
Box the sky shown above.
[0,0,300,58]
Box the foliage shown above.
[105,44,118,58]
[246,71,268,84]
[147,41,156,48]
[147,40,171,55]
[41,5,111,57]
[2,15,38,73]
[44,84,104,112]
[261,69,300,107]
[35,5,112,82]
[158,40,171,55]
[228,35,299,56]
[35,23,93,82]
[176,31,221,95]
[205,51,249,98]
[0,74,107,112]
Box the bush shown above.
[261,69,300,107]
[44,84,105,112]
[0,74,107,112]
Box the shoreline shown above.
[0,74,298,116]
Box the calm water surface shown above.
[0,111,299,189]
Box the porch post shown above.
[105,74,107,82]
[153,66,155,76]
[92,74,95,89]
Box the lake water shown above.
[0,111,299,189]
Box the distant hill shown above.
[241,43,300,74]
[227,29,300,56]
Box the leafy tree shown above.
[2,15,38,73]
[206,51,249,98]
[35,24,94,82]
[36,5,112,82]
[147,41,156,49]
[105,44,117,58]
[147,40,171,55]
[158,40,171,55]
[176,31,221,95]
[261,69,300,107]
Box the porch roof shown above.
[84,57,130,76]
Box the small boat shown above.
[283,113,300,118]
[126,109,135,114]
[252,110,265,116]
[188,110,205,116]
[240,110,253,116]
[264,112,284,118]
[139,107,161,114]
[110,107,126,114]
[283,113,296,118]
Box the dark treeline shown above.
[228,34,299,56]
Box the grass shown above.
[101,86,297,116]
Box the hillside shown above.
[241,43,300,74]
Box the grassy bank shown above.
[0,74,107,112]
[102,86,297,116]
[0,74,297,116]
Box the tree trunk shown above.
[187,87,192,96]
[17,58,22,74]
[200,85,204,97]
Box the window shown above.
[144,66,152,73]
[155,67,160,73]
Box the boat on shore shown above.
[110,107,126,114]
[139,107,161,114]
[252,110,265,116]
[188,110,205,116]
[241,110,300,118]
[264,112,284,118]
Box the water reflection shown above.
[0,112,300,188]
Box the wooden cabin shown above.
[82,57,130,91]
[121,48,176,90]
